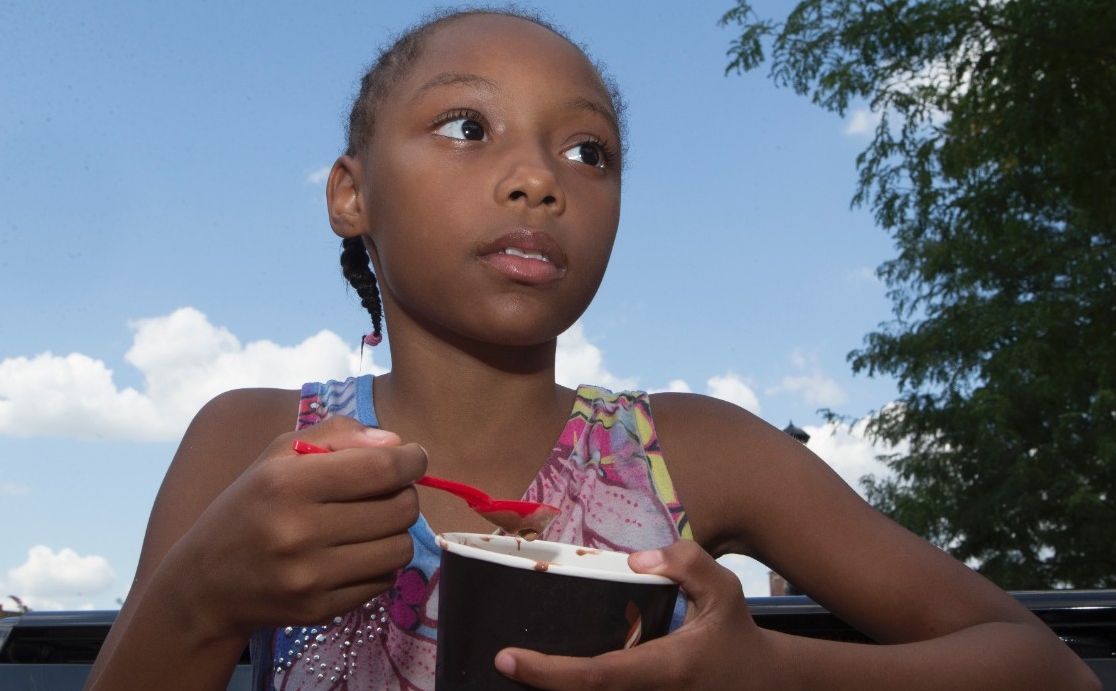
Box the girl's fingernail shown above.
[630,549,665,571]
[363,427,396,441]
[494,650,517,677]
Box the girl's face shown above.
[352,14,623,349]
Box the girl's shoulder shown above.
[648,390,766,430]
[165,385,301,486]
[647,390,790,469]
[645,391,832,558]
[186,387,302,459]
[171,387,305,500]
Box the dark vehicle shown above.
[2,591,1114,689]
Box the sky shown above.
[0,0,905,611]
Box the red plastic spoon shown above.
[291,439,561,540]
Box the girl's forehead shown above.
[400,14,613,108]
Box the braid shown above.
[340,236,383,342]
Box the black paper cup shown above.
[435,532,680,691]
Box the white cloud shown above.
[649,374,759,412]
[706,372,761,414]
[855,34,984,140]
[1,546,116,611]
[0,312,642,442]
[306,165,331,185]
[769,373,847,407]
[847,266,880,286]
[0,307,380,441]
[555,322,638,392]
[766,352,848,407]
[661,379,692,393]
[3,308,769,443]
[802,416,902,498]
[0,471,30,496]
[842,107,881,136]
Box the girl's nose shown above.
[494,142,566,214]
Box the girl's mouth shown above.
[482,248,564,284]
[476,229,568,284]
[478,228,567,269]
[502,247,551,263]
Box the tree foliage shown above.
[721,0,1116,589]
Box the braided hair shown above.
[339,236,384,344]
[337,6,627,345]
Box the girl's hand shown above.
[494,539,780,691]
[157,414,427,640]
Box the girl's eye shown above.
[434,117,486,141]
[561,142,606,169]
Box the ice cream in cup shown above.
[435,532,680,690]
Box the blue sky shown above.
[0,0,904,610]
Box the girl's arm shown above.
[498,393,1100,690]
[83,388,426,691]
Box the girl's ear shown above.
[326,155,367,238]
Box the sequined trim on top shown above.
[268,517,441,690]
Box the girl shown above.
[85,8,1099,691]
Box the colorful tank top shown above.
[252,374,692,691]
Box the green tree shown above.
[721,0,1116,589]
